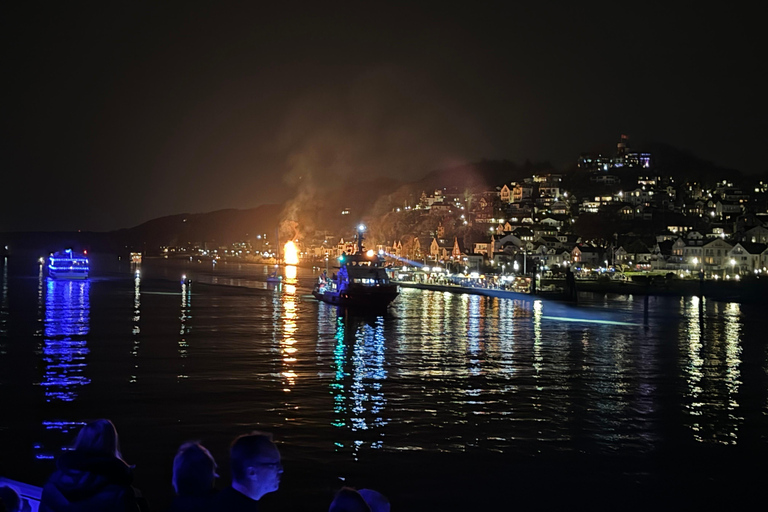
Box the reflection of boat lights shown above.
[42,279,91,402]
[330,315,388,457]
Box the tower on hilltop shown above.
[617,134,629,156]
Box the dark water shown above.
[1,254,767,510]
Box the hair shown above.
[0,485,21,512]
[358,489,390,512]
[229,431,276,482]
[329,487,371,512]
[73,419,122,458]
[172,441,218,495]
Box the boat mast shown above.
[356,224,366,254]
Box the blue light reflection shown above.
[329,312,389,459]
[41,278,91,402]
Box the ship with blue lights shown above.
[47,249,90,279]
[312,225,399,308]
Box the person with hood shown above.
[39,419,149,512]
[167,441,218,512]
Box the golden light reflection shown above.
[681,297,744,444]
[284,265,297,295]
[177,282,191,380]
[533,300,543,375]
[284,241,299,265]
[683,296,704,440]
[280,294,298,391]
[723,301,743,443]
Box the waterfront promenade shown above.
[394,273,768,303]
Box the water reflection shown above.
[34,277,91,459]
[680,297,743,444]
[178,280,192,379]
[284,264,298,295]
[41,279,91,401]
[0,257,8,344]
[279,272,298,392]
[130,268,141,383]
[326,310,388,459]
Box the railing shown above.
[0,476,41,512]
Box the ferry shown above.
[312,225,399,308]
[48,249,90,279]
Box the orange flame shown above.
[284,241,299,265]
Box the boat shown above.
[266,270,282,283]
[47,248,89,279]
[312,225,399,308]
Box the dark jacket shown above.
[210,486,260,512]
[166,492,216,512]
[40,451,148,512]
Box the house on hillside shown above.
[745,225,768,244]
[728,242,767,273]
[572,245,603,267]
[493,233,524,254]
[702,238,734,272]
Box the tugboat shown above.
[313,225,399,308]
[48,248,90,279]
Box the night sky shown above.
[3,3,763,232]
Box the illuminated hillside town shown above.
[154,136,768,294]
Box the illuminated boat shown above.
[48,249,90,279]
[266,270,282,283]
[312,225,399,308]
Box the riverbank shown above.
[396,276,768,303]
[394,281,572,302]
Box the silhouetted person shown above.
[358,489,390,512]
[328,487,371,512]
[40,419,149,512]
[565,267,577,301]
[168,441,218,512]
[211,431,282,511]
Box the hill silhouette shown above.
[2,147,755,255]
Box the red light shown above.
[83,250,87,255]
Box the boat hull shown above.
[49,271,89,279]
[313,285,399,308]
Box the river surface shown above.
[1,254,767,510]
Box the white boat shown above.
[48,249,89,279]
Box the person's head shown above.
[329,487,371,512]
[358,489,390,512]
[229,431,282,501]
[172,441,218,496]
[73,419,121,458]
[0,485,21,512]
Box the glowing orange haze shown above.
[284,241,299,265]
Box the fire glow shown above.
[284,241,299,265]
